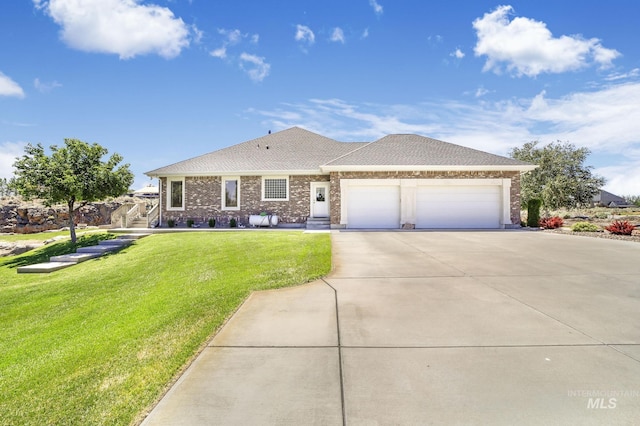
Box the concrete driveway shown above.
[142,231,640,425]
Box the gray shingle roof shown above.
[146,128,533,176]
[146,127,366,176]
[323,134,531,167]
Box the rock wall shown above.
[0,201,123,234]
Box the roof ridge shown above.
[323,140,375,166]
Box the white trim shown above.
[167,177,185,211]
[222,176,241,211]
[322,165,537,172]
[262,176,290,201]
[147,169,325,178]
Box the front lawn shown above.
[0,231,331,425]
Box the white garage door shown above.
[416,185,501,229]
[347,185,401,228]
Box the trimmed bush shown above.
[539,216,564,229]
[605,220,635,235]
[527,199,542,227]
[229,218,237,228]
[571,221,600,232]
[167,219,176,228]
[208,218,216,228]
[186,219,194,228]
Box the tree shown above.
[624,195,640,207]
[509,141,605,210]
[11,139,134,243]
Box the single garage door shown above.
[416,185,501,229]
[347,185,401,228]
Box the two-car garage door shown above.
[345,181,503,229]
[415,185,501,228]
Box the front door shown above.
[311,182,330,218]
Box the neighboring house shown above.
[145,127,536,229]
[591,190,633,208]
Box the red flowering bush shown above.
[539,216,564,229]
[604,220,635,235]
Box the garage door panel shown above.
[347,186,400,229]
[416,185,501,229]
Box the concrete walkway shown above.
[142,231,640,425]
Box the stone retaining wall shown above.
[0,201,124,234]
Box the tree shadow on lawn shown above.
[1,233,116,269]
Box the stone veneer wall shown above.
[160,175,329,227]
[329,170,522,227]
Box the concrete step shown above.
[306,217,331,230]
[76,245,124,254]
[50,252,102,263]
[116,233,151,240]
[17,262,76,274]
[99,239,133,246]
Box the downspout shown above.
[158,178,163,227]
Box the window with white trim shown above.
[167,178,185,210]
[222,177,240,210]
[262,177,289,201]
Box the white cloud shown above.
[210,28,267,80]
[34,0,191,59]
[210,46,227,59]
[605,68,640,81]
[361,28,369,39]
[249,82,640,194]
[330,27,345,44]
[451,48,465,59]
[0,72,25,98]
[474,86,490,97]
[596,162,640,196]
[34,78,62,93]
[0,142,27,180]
[369,0,383,16]
[239,53,270,82]
[295,24,315,46]
[473,5,620,77]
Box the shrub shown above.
[563,213,571,219]
[527,199,541,227]
[208,218,216,228]
[167,219,175,228]
[571,221,600,232]
[229,218,237,228]
[186,219,194,228]
[539,216,564,229]
[604,220,635,235]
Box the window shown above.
[167,178,184,210]
[222,177,240,210]
[262,177,289,201]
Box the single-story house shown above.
[145,127,536,229]
[591,190,633,208]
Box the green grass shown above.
[0,231,331,425]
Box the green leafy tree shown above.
[624,195,640,207]
[11,139,134,242]
[509,141,605,209]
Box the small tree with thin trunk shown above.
[11,139,134,243]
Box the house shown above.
[145,127,536,229]
[591,190,633,208]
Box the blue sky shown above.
[1,0,639,195]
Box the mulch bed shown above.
[545,229,640,243]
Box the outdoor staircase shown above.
[17,234,150,273]
[306,217,331,230]
[128,216,149,228]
